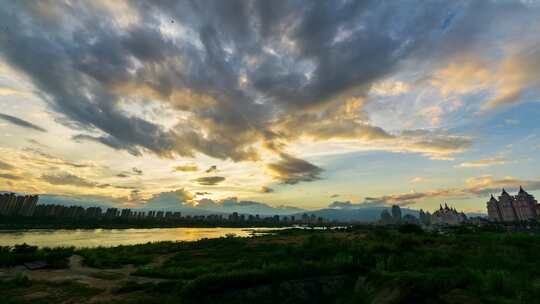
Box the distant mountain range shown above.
[139,191,305,216]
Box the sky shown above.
[0,0,540,213]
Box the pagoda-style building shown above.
[487,187,539,222]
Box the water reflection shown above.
[0,227,286,248]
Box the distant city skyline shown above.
[1,1,540,213]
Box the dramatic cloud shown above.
[1,0,523,171]
[37,194,120,209]
[0,160,14,170]
[186,196,304,215]
[370,80,410,97]
[457,157,507,168]
[363,193,426,207]
[0,0,539,206]
[0,173,22,180]
[328,200,397,209]
[194,176,226,186]
[142,189,303,214]
[464,175,540,196]
[205,165,218,173]
[397,130,473,160]
[267,153,323,185]
[173,164,199,172]
[260,186,274,193]
[21,148,93,169]
[430,48,540,111]
[0,113,46,132]
[328,201,355,209]
[72,134,143,157]
[349,175,540,208]
[115,167,143,178]
[483,49,540,109]
[132,167,143,175]
[143,189,195,210]
[27,139,49,148]
[41,172,101,188]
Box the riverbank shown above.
[0,227,286,248]
[0,215,308,230]
[2,226,540,303]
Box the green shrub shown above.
[398,224,424,235]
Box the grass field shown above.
[1,225,540,303]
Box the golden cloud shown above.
[456,157,507,168]
[431,50,540,110]
[173,164,199,172]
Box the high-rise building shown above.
[0,193,39,216]
[391,205,402,222]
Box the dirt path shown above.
[1,254,172,303]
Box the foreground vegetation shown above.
[0,244,74,268]
[2,225,540,303]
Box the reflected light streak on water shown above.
[0,227,287,248]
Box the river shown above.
[0,227,288,248]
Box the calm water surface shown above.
[0,227,286,248]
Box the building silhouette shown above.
[0,193,38,216]
[431,203,467,226]
[380,205,404,225]
[418,209,432,225]
[391,205,402,221]
[487,187,539,222]
[380,203,466,226]
[380,209,392,224]
[1,192,328,226]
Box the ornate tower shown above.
[514,186,538,221]
[498,189,518,222]
[486,194,502,222]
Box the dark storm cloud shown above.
[0,1,530,181]
[194,176,226,186]
[0,113,46,132]
[267,153,323,185]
